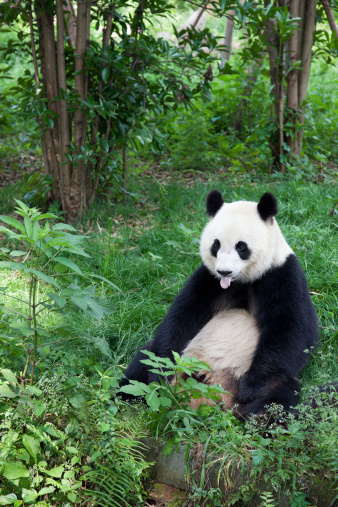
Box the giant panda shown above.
[120,191,319,418]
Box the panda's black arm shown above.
[121,264,224,385]
[238,254,319,404]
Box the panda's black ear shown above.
[206,190,224,217]
[257,192,278,221]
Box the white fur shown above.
[200,200,292,283]
[182,309,259,378]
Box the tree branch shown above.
[321,0,338,38]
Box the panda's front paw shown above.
[238,374,262,403]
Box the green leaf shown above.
[70,296,88,311]
[3,462,30,480]
[163,439,176,458]
[45,465,64,478]
[24,216,32,237]
[102,67,110,82]
[0,261,25,270]
[25,385,42,396]
[22,435,40,464]
[38,486,55,496]
[0,384,17,398]
[67,492,77,503]
[31,221,41,241]
[90,274,122,292]
[47,293,67,308]
[159,396,172,407]
[95,338,112,358]
[14,199,29,213]
[146,392,160,410]
[52,223,77,232]
[0,493,17,505]
[69,394,85,408]
[34,401,46,417]
[119,382,150,397]
[53,256,83,275]
[22,489,37,503]
[1,369,18,385]
[9,250,28,257]
[24,269,59,288]
[0,216,25,233]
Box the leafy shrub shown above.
[119,352,338,506]
[167,111,228,171]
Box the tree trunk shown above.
[72,0,91,217]
[64,0,77,47]
[264,1,285,169]
[56,0,71,213]
[40,0,62,199]
[223,11,234,61]
[286,0,318,157]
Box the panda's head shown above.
[200,191,292,288]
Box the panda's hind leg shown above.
[236,377,301,420]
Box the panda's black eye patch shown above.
[235,241,251,260]
[211,239,220,257]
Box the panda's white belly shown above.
[182,309,259,379]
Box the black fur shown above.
[120,253,319,415]
[257,192,278,221]
[206,190,224,217]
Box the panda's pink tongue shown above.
[220,276,232,289]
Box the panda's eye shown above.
[236,241,247,251]
[235,241,251,260]
[211,239,220,257]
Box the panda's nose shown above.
[217,270,233,277]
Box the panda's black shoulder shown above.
[252,253,318,345]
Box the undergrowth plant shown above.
[0,200,151,505]
[119,352,338,506]
[0,199,116,385]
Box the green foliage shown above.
[0,200,116,383]
[119,352,338,505]
[166,111,228,171]
[0,363,150,505]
